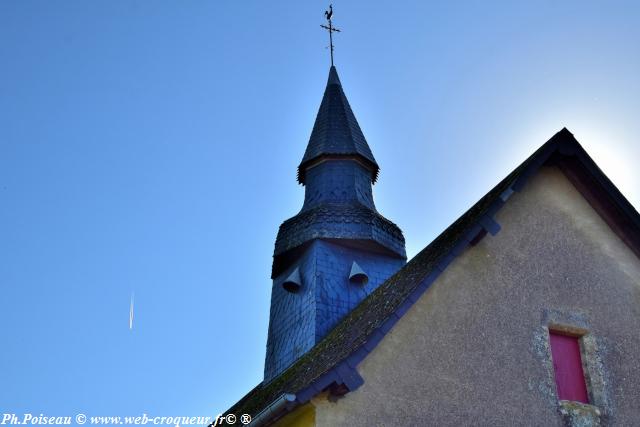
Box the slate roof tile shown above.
[298,67,379,184]
[272,203,406,277]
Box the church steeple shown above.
[298,66,379,185]
[272,67,405,279]
[264,67,407,381]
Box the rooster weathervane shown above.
[320,4,341,67]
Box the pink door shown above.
[549,331,589,403]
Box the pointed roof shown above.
[298,66,379,184]
[225,128,640,420]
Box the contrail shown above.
[129,293,135,330]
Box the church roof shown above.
[297,66,379,185]
[272,203,406,278]
[227,128,640,421]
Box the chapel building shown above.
[224,64,640,427]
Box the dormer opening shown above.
[349,261,369,285]
[282,267,302,293]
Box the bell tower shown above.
[264,66,406,381]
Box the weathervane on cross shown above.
[320,4,341,67]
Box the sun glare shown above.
[570,126,638,208]
[518,116,638,210]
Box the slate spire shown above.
[298,66,379,184]
[272,66,406,278]
[264,63,406,382]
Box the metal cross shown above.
[320,4,341,67]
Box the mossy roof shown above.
[225,128,640,419]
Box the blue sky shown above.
[1,0,638,420]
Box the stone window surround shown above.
[539,309,609,426]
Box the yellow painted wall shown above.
[271,403,315,427]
